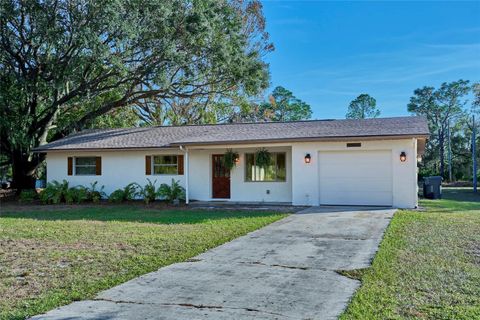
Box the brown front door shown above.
[212,154,230,199]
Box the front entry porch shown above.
[185,145,293,204]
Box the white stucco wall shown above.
[291,138,418,208]
[188,146,292,202]
[46,138,418,208]
[46,149,185,196]
[46,146,292,203]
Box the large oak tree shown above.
[128,0,274,126]
[0,0,270,188]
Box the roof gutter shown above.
[32,146,179,153]
[169,133,430,147]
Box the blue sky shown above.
[261,1,480,119]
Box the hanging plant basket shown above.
[255,148,271,168]
[223,149,239,170]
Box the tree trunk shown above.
[447,122,453,182]
[11,151,37,190]
[438,128,445,179]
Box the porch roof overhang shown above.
[169,134,430,147]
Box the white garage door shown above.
[318,150,393,206]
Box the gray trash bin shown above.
[423,176,442,199]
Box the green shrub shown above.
[158,179,185,203]
[65,187,88,204]
[85,181,106,203]
[108,189,125,203]
[108,183,141,203]
[124,183,141,200]
[38,180,93,205]
[39,186,55,204]
[39,180,69,204]
[138,179,158,204]
[19,189,38,202]
[64,188,75,204]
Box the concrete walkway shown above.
[32,207,395,320]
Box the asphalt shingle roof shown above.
[34,116,429,151]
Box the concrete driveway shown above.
[32,207,395,320]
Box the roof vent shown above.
[346,142,361,148]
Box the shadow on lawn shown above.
[0,207,286,224]
[420,188,480,212]
[441,188,480,202]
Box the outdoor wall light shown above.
[400,152,407,162]
[304,153,311,164]
[234,156,240,164]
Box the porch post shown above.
[185,147,189,204]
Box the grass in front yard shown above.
[341,188,480,319]
[0,207,287,320]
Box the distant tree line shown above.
[408,80,479,182]
[105,85,312,127]
[345,81,479,182]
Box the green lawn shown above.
[0,207,287,320]
[341,188,480,320]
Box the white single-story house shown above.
[34,116,429,208]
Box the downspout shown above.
[179,146,189,205]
